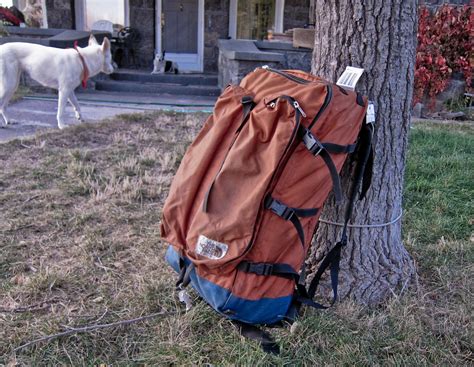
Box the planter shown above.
[292,28,315,49]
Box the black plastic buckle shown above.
[241,95,254,104]
[254,263,274,276]
[267,198,294,220]
[303,130,324,156]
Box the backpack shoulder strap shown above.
[301,119,375,307]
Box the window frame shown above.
[12,0,48,28]
[228,0,284,40]
[75,0,130,31]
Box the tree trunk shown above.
[308,0,418,305]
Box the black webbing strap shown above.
[176,260,195,290]
[299,127,343,203]
[322,142,357,154]
[202,96,255,213]
[264,196,318,246]
[339,121,375,243]
[237,261,299,280]
[233,320,280,355]
[236,95,256,133]
[304,120,375,307]
[307,241,343,302]
[360,142,374,200]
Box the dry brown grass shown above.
[0,114,472,365]
[0,112,208,365]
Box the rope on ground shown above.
[14,310,169,353]
[319,210,403,228]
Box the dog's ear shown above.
[89,34,99,46]
[101,37,111,53]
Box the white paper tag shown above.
[196,235,228,260]
[336,66,365,91]
[366,102,376,124]
[178,289,193,311]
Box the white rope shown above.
[319,210,403,228]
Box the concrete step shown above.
[95,80,221,97]
[75,90,216,108]
[110,70,218,86]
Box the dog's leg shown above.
[56,90,69,129]
[68,92,83,121]
[0,63,20,127]
[0,108,9,127]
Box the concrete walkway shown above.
[0,91,215,143]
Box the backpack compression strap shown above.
[300,120,375,308]
[299,127,359,203]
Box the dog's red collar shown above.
[73,41,89,88]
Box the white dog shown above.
[0,35,114,129]
[151,50,178,75]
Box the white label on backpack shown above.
[196,235,228,260]
[367,102,376,124]
[336,66,365,91]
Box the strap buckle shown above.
[303,130,324,156]
[253,263,274,276]
[241,95,254,104]
[265,197,294,220]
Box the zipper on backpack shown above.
[308,84,333,129]
[204,95,304,216]
[266,95,307,118]
[234,96,304,264]
[260,65,311,85]
[259,66,332,127]
[293,101,307,117]
[202,102,253,212]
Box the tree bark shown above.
[309,0,418,305]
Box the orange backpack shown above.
[161,67,374,339]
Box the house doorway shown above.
[155,0,204,72]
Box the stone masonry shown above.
[283,0,310,30]
[45,0,74,29]
[204,0,229,72]
[129,0,155,68]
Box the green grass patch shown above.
[404,122,473,272]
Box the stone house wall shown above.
[45,0,74,29]
[42,0,313,72]
[283,0,310,30]
[204,0,229,72]
[129,0,155,68]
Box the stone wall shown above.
[129,0,155,69]
[420,0,470,4]
[283,0,310,31]
[218,40,312,88]
[204,0,229,72]
[45,0,74,29]
[218,54,280,87]
[127,0,229,72]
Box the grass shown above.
[0,114,472,365]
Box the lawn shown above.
[0,114,472,365]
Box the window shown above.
[229,0,284,40]
[75,0,129,31]
[8,0,48,28]
[237,0,274,40]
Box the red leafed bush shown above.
[414,5,473,105]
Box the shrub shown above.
[414,5,473,106]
